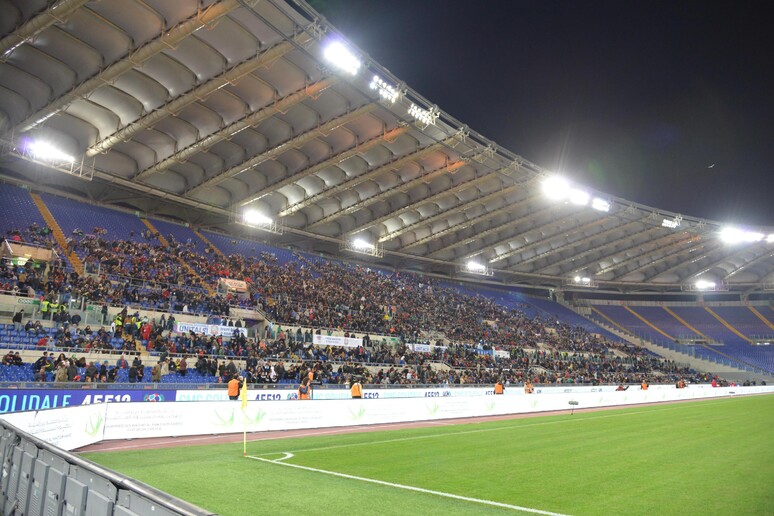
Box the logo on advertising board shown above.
[143,393,166,402]
[286,392,299,400]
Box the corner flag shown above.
[240,378,248,410]
[241,378,248,457]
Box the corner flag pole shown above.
[240,379,248,457]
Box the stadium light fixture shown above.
[467,260,486,272]
[352,238,375,251]
[342,237,383,257]
[662,218,680,229]
[591,197,610,212]
[26,140,74,163]
[719,227,764,244]
[323,41,361,75]
[369,75,399,103]
[457,259,493,276]
[541,176,571,201]
[767,234,774,243]
[568,189,590,206]
[695,280,716,290]
[408,103,436,126]
[566,275,598,288]
[243,209,273,226]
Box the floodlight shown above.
[323,41,361,75]
[243,210,272,226]
[695,280,716,290]
[352,238,375,250]
[568,188,590,206]
[662,218,679,229]
[591,198,610,212]
[369,75,399,103]
[719,227,764,244]
[767,234,774,243]
[457,260,493,276]
[341,237,383,257]
[26,140,74,163]
[541,176,571,201]
[565,275,598,288]
[408,103,436,126]
[467,261,486,272]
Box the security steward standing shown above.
[494,379,504,395]
[228,375,243,400]
[350,377,363,399]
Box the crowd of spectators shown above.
[1,226,730,386]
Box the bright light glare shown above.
[573,275,581,282]
[408,103,435,126]
[591,198,610,212]
[369,75,399,103]
[767,234,774,243]
[581,277,591,283]
[323,41,361,75]
[662,218,680,229]
[243,210,272,226]
[719,227,764,244]
[695,280,716,290]
[542,176,571,200]
[352,238,374,250]
[27,141,74,163]
[569,188,590,206]
[467,261,486,272]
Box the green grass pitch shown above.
[83,395,774,515]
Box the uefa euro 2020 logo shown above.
[143,393,166,402]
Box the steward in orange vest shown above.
[350,378,363,399]
[298,378,311,400]
[494,381,504,394]
[227,375,242,400]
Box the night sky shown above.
[310,0,774,227]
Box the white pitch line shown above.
[247,454,570,515]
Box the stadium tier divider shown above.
[0,418,215,516]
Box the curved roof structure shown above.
[1,0,772,293]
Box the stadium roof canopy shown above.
[1,0,772,294]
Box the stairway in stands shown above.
[193,229,226,258]
[141,219,217,297]
[29,192,84,275]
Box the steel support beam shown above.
[346,173,495,237]
[280,136,454,218]
[379,183,523,243]
[185,103,376,196]
[133,74,333,181]
[0,0,90,59]
[305,159,467,230]
[235,125,409,208]
[14,0,244,133]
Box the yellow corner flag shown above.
[241,378,248,457]
[240,378,248,410]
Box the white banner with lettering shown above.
[312,334,362,348]
[174,321,247,337]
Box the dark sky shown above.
[310,0,774,227]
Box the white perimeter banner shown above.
[0,403,106,450]
[101,385,774,441]
[3,385,771,449]
[175,383,732,402]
